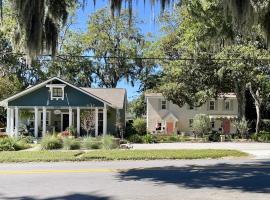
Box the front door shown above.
[223,119,230,134]
[166,122,174,134]
[62,114,69,131]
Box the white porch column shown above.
[42,107,47,136]
[95,107,98,137]
[10,108,14,135]
[103,105,107,136]
[6,108,10,134]
[76,107,80,136]
[14,107,19,137]
[34,107,38,138]
[69,107,73,128]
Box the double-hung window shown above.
[209,100,215,110]
[52,88,63,98]
[161,100,167,110]
[47,84,66,100]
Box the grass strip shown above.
[0,149,247,163]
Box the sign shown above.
[54,110,61,115]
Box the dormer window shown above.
[52,88,63,98]
[46,84,66,100]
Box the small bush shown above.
[66,126,76,136]
[0,137,30,151]
[142,134,156,143]
[208,131,220,142]
[193,114,211,137]
[132,118,147,135]
[0,137,16,151]
[63,138,81,150]
[82,137,102,149]
[0,133,8,138]
[128,134,143,143]
[41,136,63,150]
[102,135,119,150]
[253,131,270,142]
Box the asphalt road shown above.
[0,158,270,200]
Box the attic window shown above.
[53,88,63,98]
[46,84,66,100]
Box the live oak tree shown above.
[4,0,170,60]
[82,8,148,88]
[157,1,229,108]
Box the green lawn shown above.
[0,149,247,163]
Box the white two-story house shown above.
[145,93,239,135]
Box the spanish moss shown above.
[225,0,270,46]
[6,0,172,60]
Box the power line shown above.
[1,51,270,62]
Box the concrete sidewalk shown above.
[132,142,270,159]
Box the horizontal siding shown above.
[147,97,238,134]
[8,85,104,107]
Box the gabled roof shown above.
[81,88,126,109]
[0,77,112,108]
[162,112,178,121]
[145,93,237,98]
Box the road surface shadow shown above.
[1,193,112,200]
[118,160,270,193]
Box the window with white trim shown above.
[46,84,66,100]
[52,88,63,98]
[209,100,215,110]
[161,100,167,110]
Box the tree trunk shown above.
[248,84,262,134]
[235,81,246,118]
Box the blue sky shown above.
[72,0,167,100]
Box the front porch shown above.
[5,106,108,137]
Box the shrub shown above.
[41,136,63,150]
[14,139,31,150]
[125,121,136,138]
[82,137,102,149]
[66,126,76,136]
[132,118,147,135]
[142,134,155,143]
[58,131,72,138]
[208,131,220,142]
[193,114,211,137]
[63,138,81,150]
[0,137,17,151]
[0,133,8,138]
[128,134,143,143]
[253,131,270,142]
[0,137,30,151]
[233,117,249,138]
[102,135,119,149]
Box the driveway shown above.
[132,142,270,159]
[0,159,269,200]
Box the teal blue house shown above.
[0,77,127,137]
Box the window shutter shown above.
[166,101,170,110]
[158,99,161,110]
[207,101,209,111]
[230,100,234,111]
[215,100,218,111]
